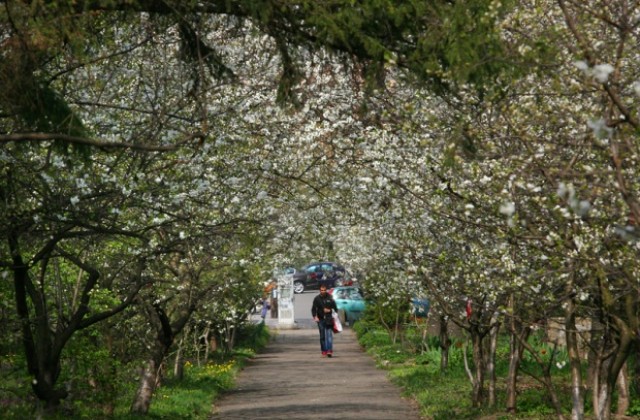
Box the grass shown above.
[110,359,241,420]
[351,321,640,420]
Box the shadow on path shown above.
[210,326,422,419]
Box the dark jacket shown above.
[311,293,337,321]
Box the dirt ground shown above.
[209,325,423,419]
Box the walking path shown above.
[210,319,422,419]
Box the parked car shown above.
[331,286,366,325]
[291,261,354,293]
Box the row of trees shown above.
[329,2,640,419]
[2,1,640,419]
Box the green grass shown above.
[1,353,256,420]
[352,322,640,420]
[110,359,242,420]
[391,364,475,419]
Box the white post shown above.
[277,273,295,328]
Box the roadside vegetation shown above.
[1,323,269,420]
[353,316,640,419]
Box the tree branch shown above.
[0,132,204,151]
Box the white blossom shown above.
[557,182,568,198]
[499,201,515,216]
[574,61,615,83]
[592,63,614,83]
[573,60,588,71]
[576,200,591,217]
[587,118,613,139]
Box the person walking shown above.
[311,284,337,357]
[260,297,270,321]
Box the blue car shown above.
[411,297,430,318]
[330,286,366,325]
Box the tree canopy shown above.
[2,1,640,419]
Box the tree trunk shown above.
[616,363,629,417]
[565,307,584,420]
[9,233,140,413]
[487,317,500,407]
[203,325,211,362]
[131,297,197,414]
[514,324,565,419]
[594,367,613,420]
[470,329,485,407]
[131,352,165,414]
[587,319,601,389]
[174,338,185,381]
[392,302,401,344]
[590,285,635,420]
[209,333,218,353]
[506,326,529,413]
[438,315,451,373]
[633,339,640,398]
[592,331,633,420]
[12,248,68,411]
[230,323,237,351]
[131,303,175,414]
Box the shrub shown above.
[235,321,270,350]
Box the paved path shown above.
[210,322,422,420]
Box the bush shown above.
[235,321,270,351]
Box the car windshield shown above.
[336,288,363,300]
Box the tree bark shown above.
[487,316,500,407]
[131,298,197,414]
[11,240,68,411]
[131,303,174,414]
[590,269,636,420]
[174,337,185,381]
[131,352,166,414]
[506,325,529,413]
[438,315,451,373]
[616,363,629,417]
[470,328,485,407]
[565,302,584,420]
[592,330,633,420]
[633,339,640,398]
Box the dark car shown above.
[292,262,353,294]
